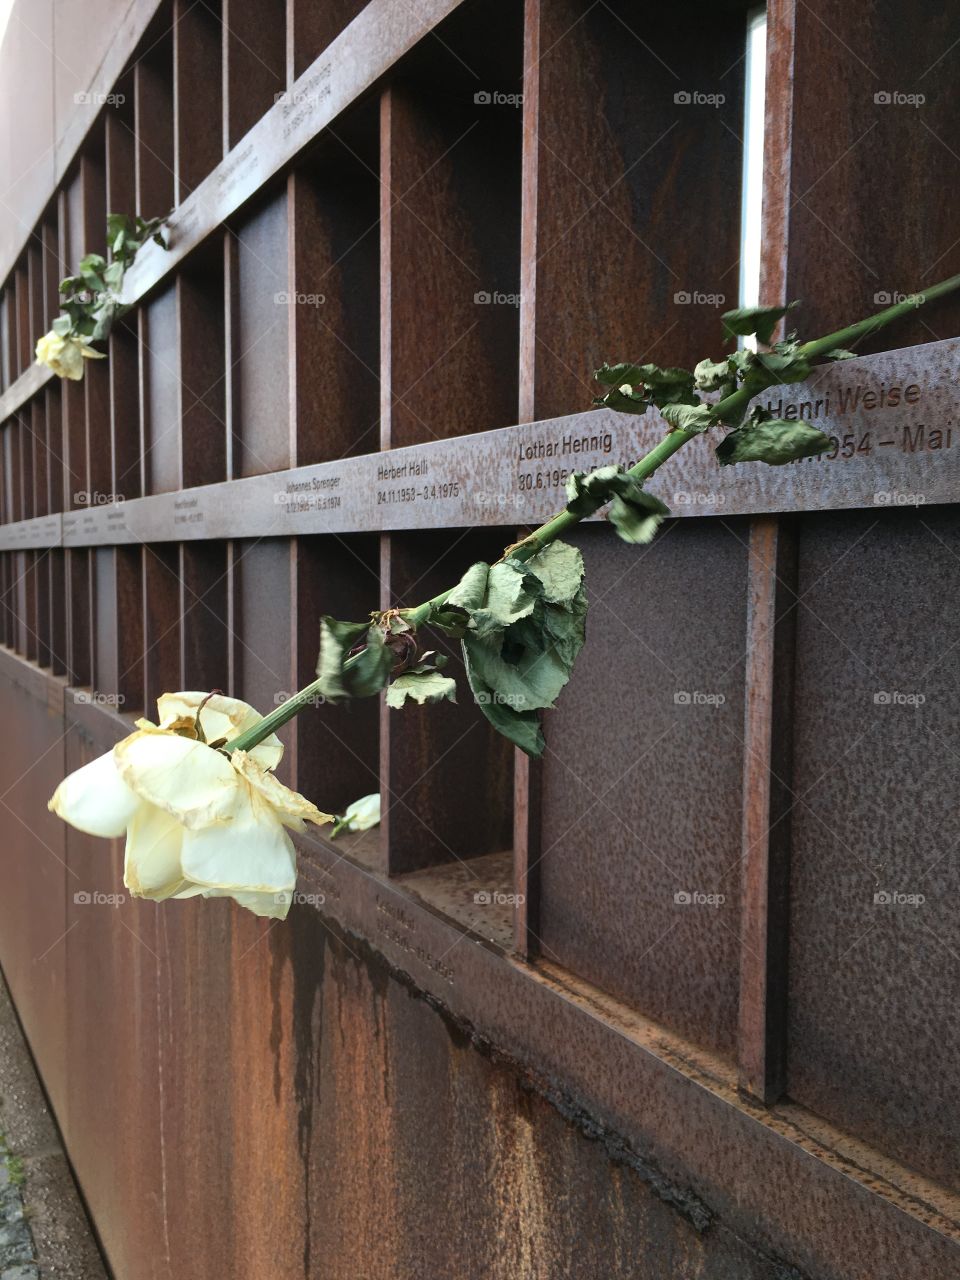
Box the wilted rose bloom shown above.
[331,792,380,838]
[35,329,106,380]
[49,692,332,919]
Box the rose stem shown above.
[225,274,960,755]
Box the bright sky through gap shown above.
[739,6,767,347]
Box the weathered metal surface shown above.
[537,522,749,1056]
[521,0,745,422]
[0,340,944,545]
[0,653,68,1119]
[787,506,960,1193]
[3,650,958,1279]
[121,0,469,301]
[381,529,514,874]
[1,0,960,1276]
[737,517,797,1102]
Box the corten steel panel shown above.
[769,0,960,351]
[521,0,745,422]
[180,540,230,691]
[31,398,47,519]
[0,671,68,1119]
[134,25,175,219]
[142,285,181,494]
[93,545,144,710]
[60,716,167,1280]
[178,253,227,488]
[173,0,223,200]
[787,506,960,1193]
[223,0,286,150]
[289,129,380,466]
[45,382,63,518]
[14,262,30,380]
[538,522,749,1055]
[292,534,380,816]
[109,317,142,502]
[381,528,514,875]
[288,0,369,81]
[232,193,291,477]
[143,542,182,711]
[381,3,523,449]
[236,538,294,776]
[0,291,13,392]
[65,548,92,687]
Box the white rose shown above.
[331,792,380,838]
[48,692,332,919]
[35,329,106,380]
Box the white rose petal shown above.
[113,730,242,829]
[48,750,140,838]
[230,750,333,832]
[180,805,296,898]
[155,691,283,770]
[123,805,187,897]
[343,792,381,833]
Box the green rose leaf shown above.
[716,418,831,467]
[470,691,545,757]
[447,558,539,639]
[823,348,858,361]
[608,488,670,544]
[51,314,73,337]
[753,349,811,385]
[565,467,670,545]
[594,385,650,415]
[315,616,392,701]
[385,669,457,708]
[423,602,470,638]
[450,542,587,756]
[565,464,621,518]
[661,402,715,434]
[693,357,733,392]
[721,301,798,345]
[594,362,646,387]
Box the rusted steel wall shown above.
[0,0,959,1277]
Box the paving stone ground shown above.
[0,974,106,1280]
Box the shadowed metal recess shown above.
[0,0,958,1277]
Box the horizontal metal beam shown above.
[1,339,957,549]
